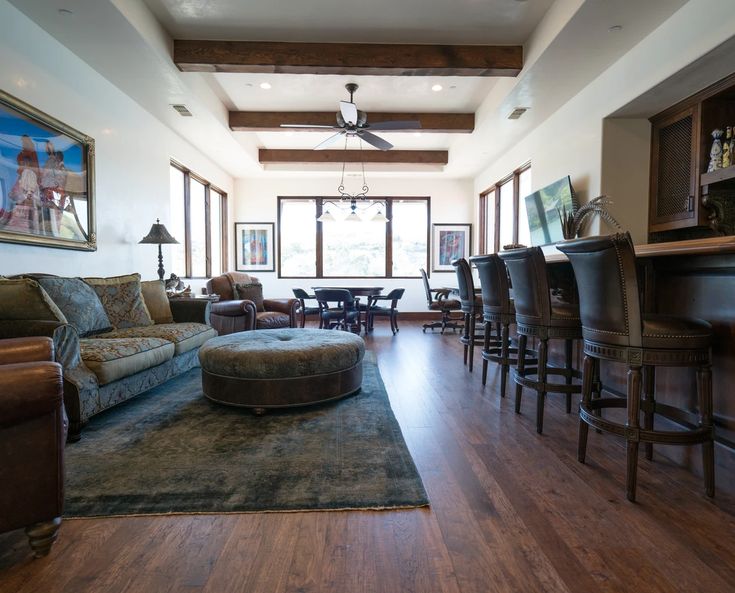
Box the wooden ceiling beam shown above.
[174,40,522,76]
[230,111,475,133]
[258,149,448,165]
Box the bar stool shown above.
[470,254,535,396]
[451,258,485,372]
[499,247,584,434]
[557,233,714,501]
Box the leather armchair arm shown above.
[263,298,300,327]
[169,299,211,324]
[0,361,63,427]
[210,300,256,332]
[0,336,54,365]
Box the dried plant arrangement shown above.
[558,195,622,239]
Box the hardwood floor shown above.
[2,321,734,593]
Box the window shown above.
[480,163,531,253]
[278,197,430,278]
[169,162,228,278]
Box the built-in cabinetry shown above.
[649,72,735,239]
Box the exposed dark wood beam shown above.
[230,112,475,133]
[174,40,522,76]
[259,149,448,165]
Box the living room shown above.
[2,1,735,592]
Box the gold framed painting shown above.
[0,90,96,251]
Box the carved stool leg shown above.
[500,322,510,398]
[564,338,573,413]
[626,365,642,502]
[481,319,491,386]
[25,518,61,558]
[515,334,528,414]
[578,355,595,464]
[592,358,603,434]
[643,366,656,460]
[536,338,549,434]
[462,313,470,365]
[468,313,476,372]
[697,364,715,498]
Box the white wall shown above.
[473,0,735,245]
[233,175,474,311]
[0,0,233,280]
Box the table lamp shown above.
[139,219,179,281]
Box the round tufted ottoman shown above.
[198,328,365,413]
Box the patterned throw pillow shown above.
[235,282,265,312]
[37,277,112,337]
[83,273,154,329]
[0,278,67,322]
[141,280,174,324]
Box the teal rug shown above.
[64,355,429,517]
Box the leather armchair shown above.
[0,337,66,558]
[206,272,299,334]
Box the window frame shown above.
[170,160,228,279]
[277,196,430,279]
[479,162,531,253]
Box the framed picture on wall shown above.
[235,222,275,272]
[432,223,471,272]
[0,89,96,251]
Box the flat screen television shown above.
[523,175,575,246]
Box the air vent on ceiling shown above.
[171,104,193,117]
[507,107,528,120]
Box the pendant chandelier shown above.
[316,139,389,223]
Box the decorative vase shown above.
[707,129,723,172]
[730,126,735,163]
[723,127,732,168]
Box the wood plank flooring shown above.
[1,321,734,593]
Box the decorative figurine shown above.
[723,127,732,168]
[708,128,724,172]
[165,273,191,296]
[729,126,735,167]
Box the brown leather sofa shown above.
[206,272,299,335]
[0,337,66,558]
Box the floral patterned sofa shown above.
[0,273,217,440]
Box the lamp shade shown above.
[139,219,179,244]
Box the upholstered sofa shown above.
[0,274,217,440]
[206,272,299,335]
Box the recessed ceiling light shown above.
[259,82,272,90]
[431,84,443,92]
[608,25,623,32]
[58,8,73,15]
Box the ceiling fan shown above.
[280,83,421,151]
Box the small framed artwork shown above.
[0,89,96,251]
[432,223,472,272]
[235,222,275,272]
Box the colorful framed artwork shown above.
[432,223,471,272]
[0,89,96,251]
[235,222,275,272]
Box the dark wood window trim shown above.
[277,196,430,279]
[479,162,531,253]
[170,160,228,278]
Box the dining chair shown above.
[314,288,361,333]
[366,288,405,334]
[292,288,321,328]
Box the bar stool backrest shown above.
[470,254,512,318]
[556,233,643,348]
[499,247,552,326]
[451,258,477,313]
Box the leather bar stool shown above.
[557,233,714,501]
[451,258,485,372]
[499,247,584,434]
[470,254,536,396]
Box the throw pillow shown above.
[37,277,112,337]
[83,273,154,329]
[235,282,265,312]
[141,280,174,324]
[0,278,68,322]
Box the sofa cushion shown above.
[100,322,217,355]
[80,337,174,385]
[141,280,174,324]
[84,273,154,329]
[255,311,290,329]
[0,278,67,323]
[235,282,265,312]
[36,277,112,337]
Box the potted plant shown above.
[558,195,622,239]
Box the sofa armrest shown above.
[0,361,63,427]
[170,299,211,324]
[0,337,54,365]
[263,298,300,327]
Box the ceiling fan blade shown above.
[357,130,393,151]
[368,120,422,131]
[340,100,358,125]
[280,124,337,129]
[314,131,346,150]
